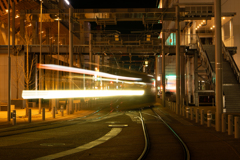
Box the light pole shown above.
[39,0,43,114]
[55,15,61,111]
[7,0,11,122]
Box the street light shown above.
[39,0,43,114]
[54,15,61,111]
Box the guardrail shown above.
[195,34,215,89]
[166,100,240,139]
[222,42,240,83]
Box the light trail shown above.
[38,64,142,81]
[22,90,145,99]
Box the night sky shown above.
[69,0,159,9]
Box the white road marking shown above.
[34,128,122,160]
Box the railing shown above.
[166,100,240,139]
[195,34,215,89]
[222,42,240,83]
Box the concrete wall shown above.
[0,54,24,104]
[221,0,240,69]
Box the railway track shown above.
[138,106,190,160]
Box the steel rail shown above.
[151,108,190,160]
[137,110,150,160]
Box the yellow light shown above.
[15,15,19,18]
[223,17,225,19]
[203,20,206,22]
[197,26,199,28]
[22,90,145,99]
[213,25,215,28]
[210,27,213,30]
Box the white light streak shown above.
[22,90,145,99]
[38,64,142,81]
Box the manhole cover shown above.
[40,143,65,147]
[108,124,128,128]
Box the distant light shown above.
[213,25,215,28]
[222,17,225,20]
[166,75,176,79]
[64,0,70,5]
[210,27,213,30]
[22,90,145,99]
[15,14,19,18]
[54,17,62,21]
[157,76,160,81]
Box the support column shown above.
[155,56,159,101]
[192,21,196,43]
[187,27,191,45]
[175,5,180,114]
[80,20,85,45]
[180,52,185,106]
[187,57,192,104]
[89,33,92,70]
[69,8,73,114]
[214,0,223,132]
[20,12,25,43]
[39,1,43,114]
[7,0,11,122]
[229,18,234,46]
[12,2,15,46]
[32,15,39,44]
[194,52,199,106]
[161,15,165,107]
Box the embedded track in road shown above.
[138,106,190,160]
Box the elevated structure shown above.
[0,0,239,123]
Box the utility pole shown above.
[214,0,223,132]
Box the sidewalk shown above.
[0,108,96,128]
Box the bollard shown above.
[182,106,185,117]
[222,114,226,132]
[12,110,16,125]
[200,109,204,125]
[42,108,45,121]
[28,109,31,123]
[228,115,233,135]
[196,108,199,123]
[66,104,70,115]
[234,117,240,139]
[60,105,64,116]
[52,107,55,118]
[186,107,190,118]
[75,103,78,112]
[207,110,212,127]
[191,108,194,120]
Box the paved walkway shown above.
[0,108,96,128]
